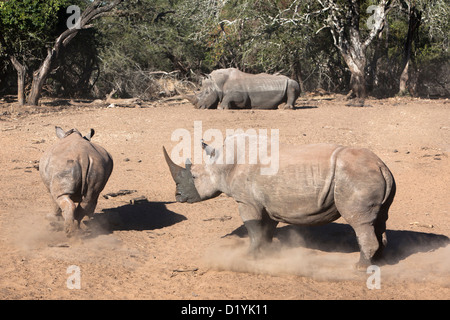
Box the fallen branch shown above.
[103,189,137,199]
[203,216,232,222]
[172,267,199,273]
[410,221,434,228]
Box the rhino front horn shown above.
[162,146,202,203]
[163,146,184,181]
[175,87,198,106]
[184,94,198,106]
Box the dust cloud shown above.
[10,209,122,253]
[202,226,450,285]
[203,237,361,282]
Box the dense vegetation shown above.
[1,0,448,105]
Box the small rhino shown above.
[39,126,113,235]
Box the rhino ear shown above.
[185,158,192,170]
[84,128,95,141]
[55,126,65,139]
[201,140,216,158]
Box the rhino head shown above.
[163,142,222,203]
[196,79,219,109]
[55,126,95,141]
[181,78,219,109]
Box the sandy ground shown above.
[0,95,449,300]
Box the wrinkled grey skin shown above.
[184,68,300,110]
[164,134,396,269]
[39,126,113,236]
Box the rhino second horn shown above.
[201,140,216,157]
[163,146,184,181]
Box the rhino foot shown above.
[354,261,371,272]
[64,219,82,238]
[281,103,294,110]
[244,218,278,258]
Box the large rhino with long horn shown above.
[163,134,396,269]
[39,126,113,236]
[182,68,300,110]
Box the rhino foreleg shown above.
[218,96,232,110]
[239,203,278,255]
[219,92,248,110]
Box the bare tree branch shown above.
[27,0,123,105]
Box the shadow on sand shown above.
[85,200,186,235]
[224,222,449,266]
[293,105,318,110]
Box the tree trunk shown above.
[325,0,392,100]
[291,58,304,95]
[10,56,27,106]
[398,5,421,96]
[25,0,123,106]
[349,69,367,99]
[398,60,409,94]
[27,49,55,106]
[343,48,367,99]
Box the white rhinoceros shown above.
[182,68,300,110]
[164,134,396,269]
[39,126,113,236]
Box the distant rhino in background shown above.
[164,134,396,269]
[181,68,300,110]
[39,126,113,236]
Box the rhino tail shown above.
[80,155,91,198]
[318,146,345,208]
[380,165,396,206]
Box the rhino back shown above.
[40,136,112,199]
[224,74,289,108]
[229,144,343,224]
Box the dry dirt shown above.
[0,95,449,300]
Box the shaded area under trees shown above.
[1,0,448,103]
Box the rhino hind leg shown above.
[334,149,395,269]
[55,195,78,236]
[371,180,395,262]
[336,195,388,270]
[338,196,392,270]
[284,79,300,109]
[352,224,382,270]
[75,196,99,225]
[45,201,63,221]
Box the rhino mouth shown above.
[163,147,202,203]
[174,170,201,203]
[175,190,186,203]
